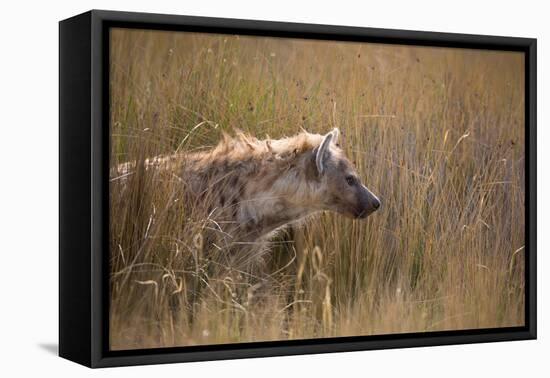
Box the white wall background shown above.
[0,0,547,376]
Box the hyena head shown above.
[309,128,381,219]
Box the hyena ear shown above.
[331,127,340,144]
[315,130,337,175]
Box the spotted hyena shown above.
[114,128,380,247]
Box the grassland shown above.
[109,28,525,350]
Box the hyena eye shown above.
[345,175,356,186]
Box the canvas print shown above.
[109,28,525,350]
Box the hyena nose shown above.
[368,191,381,211]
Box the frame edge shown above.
[59,11,94,368]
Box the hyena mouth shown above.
[356,210,373,219]
[356,202,381,219]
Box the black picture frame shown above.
[59,9,537,368]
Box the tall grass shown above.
[109,28,525,350]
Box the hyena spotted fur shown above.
[113,128,380,252]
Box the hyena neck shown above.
[238,153,322,241]
[239,200,319,242]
